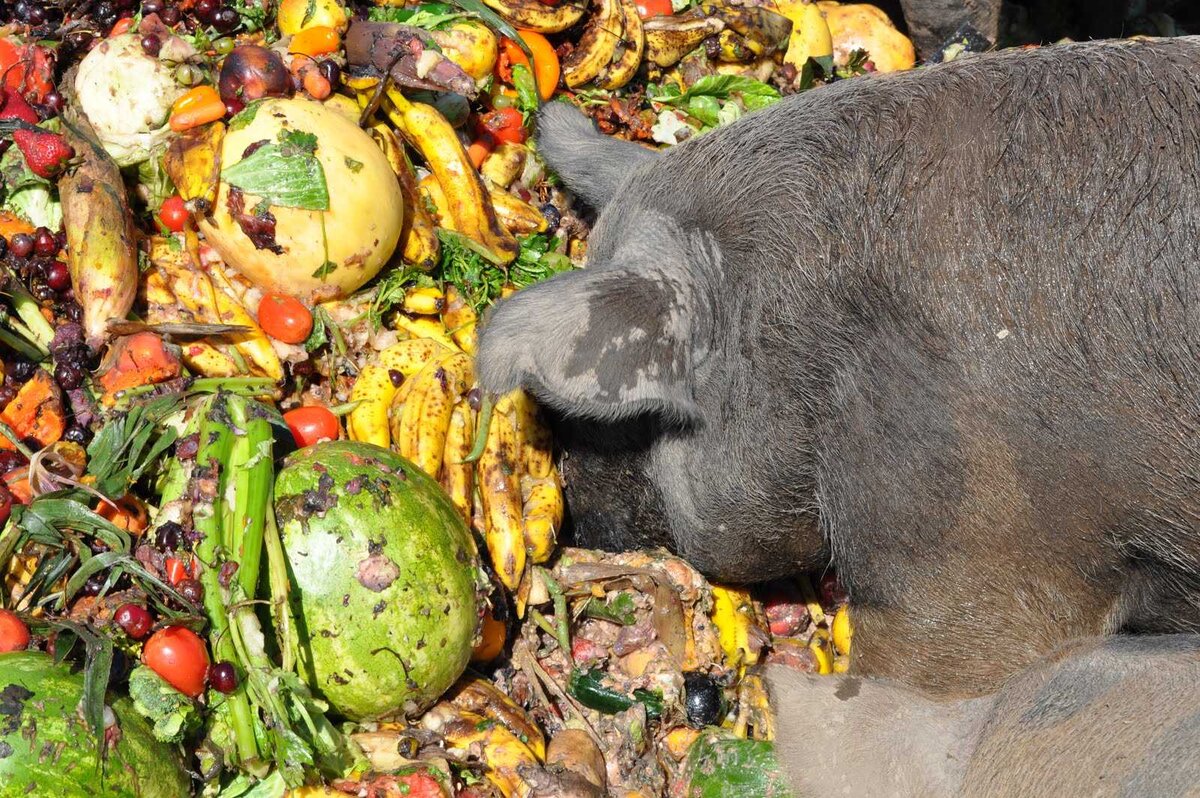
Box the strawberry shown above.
[0,87,38,124]
[12,128,74,179]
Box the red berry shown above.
[158,195,189,233]
[44,261,70,292]
[33,227,57,256]
[0,88,39,125]
[114,603,153,639]
[12,128,75,180]
[177,578,204,604]
[8,233,34,259]
[209,661,238,693]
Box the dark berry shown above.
[224,98,245,116]
[108,648,132,686]
[159,5,180,25]
[318,60,341,86]
[8,234,34,259]
[683,672,725,728]
[0,483,11,527]
[8,360,35,383]
[93,2,116,26]
[212,7,239,32]
[44,262,70,292]
[30,278,55,302]
[53,363,84,390]
[0,450,27,474]
[62,426,90,445]
[195,0,217,22]
[177,578,204,603]
[81,574,106,597]
[155,521,184,551]
[34,228,57,257]
[141,0,164,14]
[0,237,7,258]
[540,202,562,230]
[114,0,135,9]
[141,34,162,56]
[114,603,153,639]
[41,92,64,117]
[209,661,238,693]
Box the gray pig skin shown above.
[476,37,1200,697]
[767,635,1200,797]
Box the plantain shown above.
[392,352,473,478]
[643,13,726,67]
[507,390,554,477]
[58,111,138,350]
[440,284,478,356]
[347,364,395,448]
[562,0,624,88]
[162,121,226,215]
[480,142,529,190]
[711,585,761,673]
[402,284,446,315]
[441,399,476,524]
[384,88,518,264]
[392,311,460,352]
[370,124,441,271]
[448,676,547,760]
[206,259,285,381]
[597,0,645,89]
[521,473,563,565]
[378,337,457,377]
[422,705,540,798]
[479,392,527,592]
[480,0,587,33]
[487,185,548,235]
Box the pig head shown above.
[477,36,1200,696]
[767,635,1200,797]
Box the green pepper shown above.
[567,668,664,720]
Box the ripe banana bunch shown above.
[346,300,564,592]
[710,584,768,674]
[422,696,544,798]
[144,234,284,381]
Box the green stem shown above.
[539,566,573,666]
[111,377,277,406]
[0,322,46,360]
[226,395,272,605]
[7,282,55,350]
[263,500,296,674]
[461,392,494,463]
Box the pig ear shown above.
[476,266,704,426]
[535,101,659,211]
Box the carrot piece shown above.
[97,332,182,396]
[3,471,32,505]
[467,134,496,169]
[169,86,227,132]
[0,370,65,451]
[289,25,341,57]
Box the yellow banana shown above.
[597,0,645,89]
[810,638,833,675]
[643,14,726,68]
[392,312,460,352]
[507,390,554,477]
[379,337,457,377]
[162,120,225,213]
[403,284,446,316]
[562,0,623,88]
[480,0,586,33]
[711,585,760,672]
[422,705,539,798]
[207,261,285,381]
[347,364,395,448]
[440,285,478,356]
[770,0,834,70]
[141,268,241,378]
[487,185,548,235]
[480,142,529,190]
[384,89,518,264]
[441,399,475,523]
[393,352,473,478]
[449,676,546,761]
[832,605,852,656]
[480,393,527,592]
[372,125,441,271]
[521,473,563,564]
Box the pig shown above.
[766,635,1200,797]
[476,36,1200,697]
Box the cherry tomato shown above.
[284,406,339,448]
[143,626,209,697]
[0,609,30,653]
[635,0,673,18]
[158,195,189,233]
[257,293,314,344]
[478,107,526,145]
[114,603,153,640]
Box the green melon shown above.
[275,441,482,721]
[676,729,795,798]
[0,651,192,798]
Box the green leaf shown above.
[687,95,721,127]
[221,130,330,211]
[227,100,264,132]
[312,260,337,279]
[583,591,637,625]
[368,2,470,28]
[663,74,781,113]
[512,63,540,119]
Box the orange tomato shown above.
[0,609,29,653]
[143,626,210,698]
[499,31,560,101]
[97,494,149,534]
[289,26,341,57]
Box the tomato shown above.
[258,293,314,344]
[478,107,527,145]
[0,609,30,653]
[397,773,446,798]
[158,195,189,233]
[635,0,673,19]
[164,556,191,586]
[0,39,20,92]
[467,134,496,170]
[143,626,209,697]
[284,406,339,448]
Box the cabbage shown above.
[0,138,62,230]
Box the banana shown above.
[769,0,834,70]
[440,285,478,356]
[393,352,474,478]
[643,14,725,67]
[449,676,547,761]
[141,269,241,378]
[384,88,518,264]
[403,284,446,316]
[422,705,540,798]
[392,312,460,352]
[480,142,529,190]
[441,399,475,523]
[521,473,562,564]
[702,1,792,57]
[809,638,833,675]
[714,29,756,62]
[347,364,395,448]
[480,392,527,592]
[162,120,225,214]
[508,390,554,477]
[711,585,760,672]
[597,0,645,89]
[370,125,440,271]
[487,185,548,235]
[378,337,457,378]
[832,605,852,656]
[206,260,285,381]
[480,0,586,33]
[562,0,623,88]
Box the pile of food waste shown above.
[0,0,1057,794]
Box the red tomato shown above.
[0,39,20,93]
[635,0,673,18]
[143,626,209,697]
[397,773,446,798]
[164,556,191,586]
[284,406,339,448]
[0,609,30,653]
[257,294,314,344]
[478,107,527,145]
[158,195,189,233]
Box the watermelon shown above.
[275,441,483,721]
[0,651,192,798]
[675,729,795,798]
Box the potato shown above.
[818,2,916,73]
[198,98,404,304]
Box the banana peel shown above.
[644,13,726,68]
[163,121,225,215]
[768,0,834,70]
[480,0,586,34]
